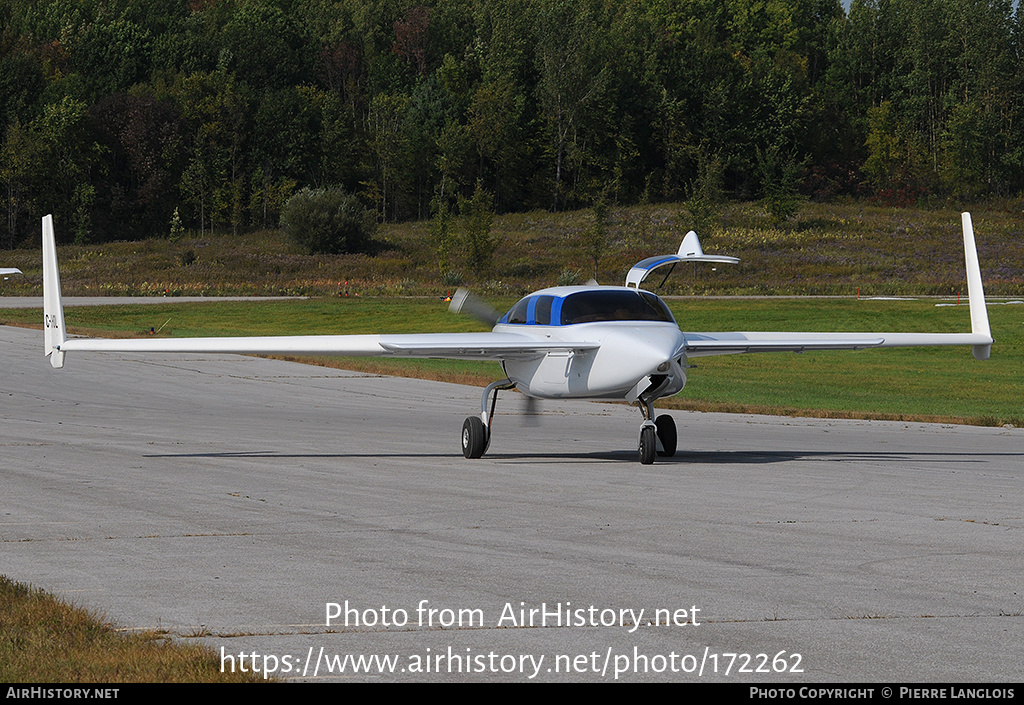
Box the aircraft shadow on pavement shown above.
[141,449,1021,465]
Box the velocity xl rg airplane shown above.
[41,213,993,464]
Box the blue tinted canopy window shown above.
[502,290,675,325]
[559,290,675,324]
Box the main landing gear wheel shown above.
[655,414,677,457]
[638,425,656,465]
[463,378,513,460]
[462,416,488,459]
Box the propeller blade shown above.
[521,394,540,427]
[449,288,501,327]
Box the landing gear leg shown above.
[462,378,514,459]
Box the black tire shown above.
[639,425,656,465]
[655,414,677,457]
[462,416,487,459]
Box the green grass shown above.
[3,295,1019,425]
[0,576,264,682]
[668,297,1021,424]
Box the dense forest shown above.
[2,0,1023,248]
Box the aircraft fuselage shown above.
[492,286,688,402]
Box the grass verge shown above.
[0,576,264,682]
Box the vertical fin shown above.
[961,212,991,361]
[42,214,66,368]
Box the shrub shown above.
[757,145,805,225]
[458,183,496,276]
[280,187,375,255]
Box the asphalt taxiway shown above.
[1,324,1021,682]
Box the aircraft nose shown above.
[622,326,685,372]
[589,325,685,394]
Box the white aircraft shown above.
[1,267,23,277]
[41,213,993,464]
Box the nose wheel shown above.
[639,424,656,464]
[637,400,677,464]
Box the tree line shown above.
[2,0,1022,248]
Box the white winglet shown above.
[961,212,991,360]
[42,215,66,368]
[678,230,703,257]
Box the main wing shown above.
[680,213,994,361]
[681,331,989,357]
[40,215,597,368]
[54,331,598,360]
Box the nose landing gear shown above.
[637,399,677,464]
[639,423,657,464]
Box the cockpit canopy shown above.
[500,289,676,326]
